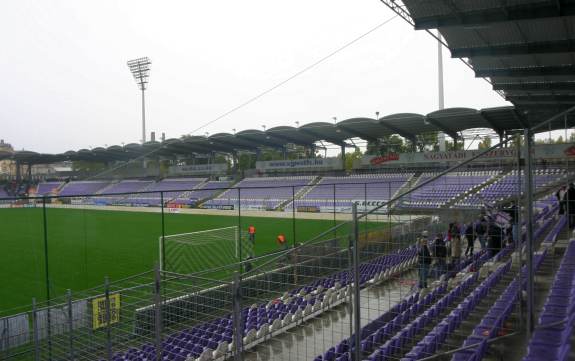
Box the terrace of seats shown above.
[58,180,111,196]
[100,195,566,361]
[286,173,413,210]
[398,171,497,209]
[127,178,207,206]
[203,176,315,210]
[455,169,569,209]
[35,181,63,196]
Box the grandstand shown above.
[2,1,575,361]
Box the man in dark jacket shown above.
[487,217,503,256]
[568,183,575,228]
[433,233,447,277]
[464,222,475,257]
[418,233,432,289]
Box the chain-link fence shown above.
[1,135,575,360]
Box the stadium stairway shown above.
[445,171,506,209]
[174,179,209,203]
[388,173,419,211]
[275,175,322,210]
[196,179,241,207]
[95,180,120,195]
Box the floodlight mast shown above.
[127,57,152,143]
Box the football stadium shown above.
[2,1,575,361]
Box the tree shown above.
[344,148,363,171]
[366,135,408,155]
[72,161,107,173]
[478,136,492,150]
[417,132,439,152]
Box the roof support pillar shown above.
[341,145,346,171]
[255,149,262,161]
[15,161,21,183]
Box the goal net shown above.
[160,226,252,274]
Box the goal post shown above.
[160,226,252,274]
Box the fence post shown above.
[515,133,524,329]
[154,264,163,361]
[351,203,361,361]
[232,272,243,361]
[333,184,336,240]
[238,188,242,266]
[292,185,296,247]
[160,191,166,271]
[32,298,40,361]
[524,128,535,338]
[66,289,74,360]
[104,277,112,361]
[41,196,52,361]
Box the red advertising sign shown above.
[369,153,400,166]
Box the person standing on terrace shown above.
[417,232,432,289]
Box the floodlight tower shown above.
[127,57,152,143]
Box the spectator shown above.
[487,217,503,256]
[417,233,432,289]
[556,185,567,218]
[464,222,474,257]
[451,225,465,265]
[476,218,487,250]
[503,201,518,243]
[568,183,575,228]
[433,233,447,277]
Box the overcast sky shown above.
[1,0,510,154]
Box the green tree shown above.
[72,161,107,173]
[478,136,492,150]
[344,148,363,171]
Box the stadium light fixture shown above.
[127,57,152,144]
[375,111,379,121]
[262,125,266,131]
[295,121,300,127]
[332,116,337,124]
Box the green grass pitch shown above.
[0,207,385,312]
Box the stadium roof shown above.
[8,105,575,164]
[382,0,575,126]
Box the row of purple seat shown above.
[366,245,508,361]
[315,249,491,361]
[404,260,512,360]
[105,247,418,361]
[315,199,557,361]
[523,239,575,361]
[451,250,548,361]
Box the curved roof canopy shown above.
[8,105,572,165]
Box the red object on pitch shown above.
[277,234,286,244]
[248,225,256,234]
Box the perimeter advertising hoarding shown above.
[360,143,575,167]
[256,157,342,171]
[168,163,227,176]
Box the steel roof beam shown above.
[336,125,379,142]
[451,39,575,58]
[376,121,417,143]
[423,116,459,140]
[413,1,575,29]
[475,64,575,77]
[507,95,575,105]
[494,81,575,91]
[478,110,503,134]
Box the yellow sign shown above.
[92,293,121,330]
